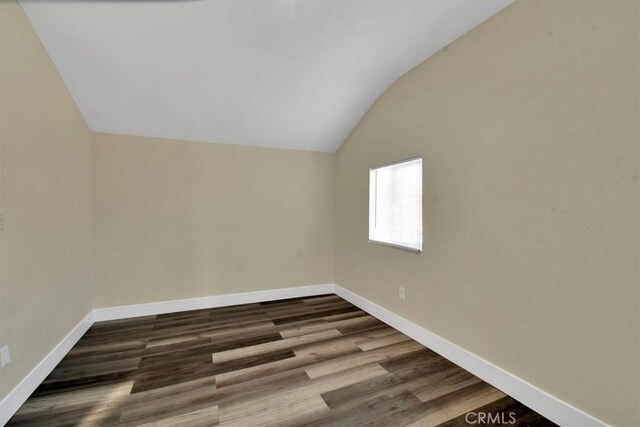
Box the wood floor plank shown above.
[215,330,367,388]
[219,363,388,426]
[7,294,554,426]
[320,364,461,413]
[411,368,483,403]
[405,382,507,426]
[292,325,394,358]
[137,405,219,427]
[46,358,141,381]
[220,391,328,426]
[215,353,319,387]
[279,314,379,338]
[355,330,411,351]
[271,305,362,325]
[14,381,134,416]
[65,340,147,359]
[304,340,425,379]
[118,381,219,425]
[302,295,342,305]
[211,329,343,363]
[436,396,557,427]
[322,310,368,321]
[299,389,425,427]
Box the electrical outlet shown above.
[1,345,10,367]
[398,287,406,301]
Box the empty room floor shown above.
[8,295,554,426]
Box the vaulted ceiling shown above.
[20,0,511,152]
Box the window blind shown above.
[369,157,422,252]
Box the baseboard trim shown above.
[0,311,94,426]
[92,283,336,322]
[333,284,606,427]
[1,283,607,427]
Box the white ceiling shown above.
[20,0,511,152]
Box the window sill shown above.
[368,239,422,253]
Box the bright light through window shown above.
[369,157,422,252]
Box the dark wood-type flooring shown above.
[8,295,555,426]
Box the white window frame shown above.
[368,156,423,253]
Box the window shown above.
[369,157,422,252]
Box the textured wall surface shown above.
[92,133,335,308]
[0,0,94,401]
[335,1,639,425]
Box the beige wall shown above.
[335,1,639,425]
[92,133,334,308]
[2,0,638,425]
[0,0,94,401]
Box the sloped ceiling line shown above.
[19,0,512,152]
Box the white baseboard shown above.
[334,284,607,427]
[0,311,94,426]
[92,283,336,322]
[1,283,607,427]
